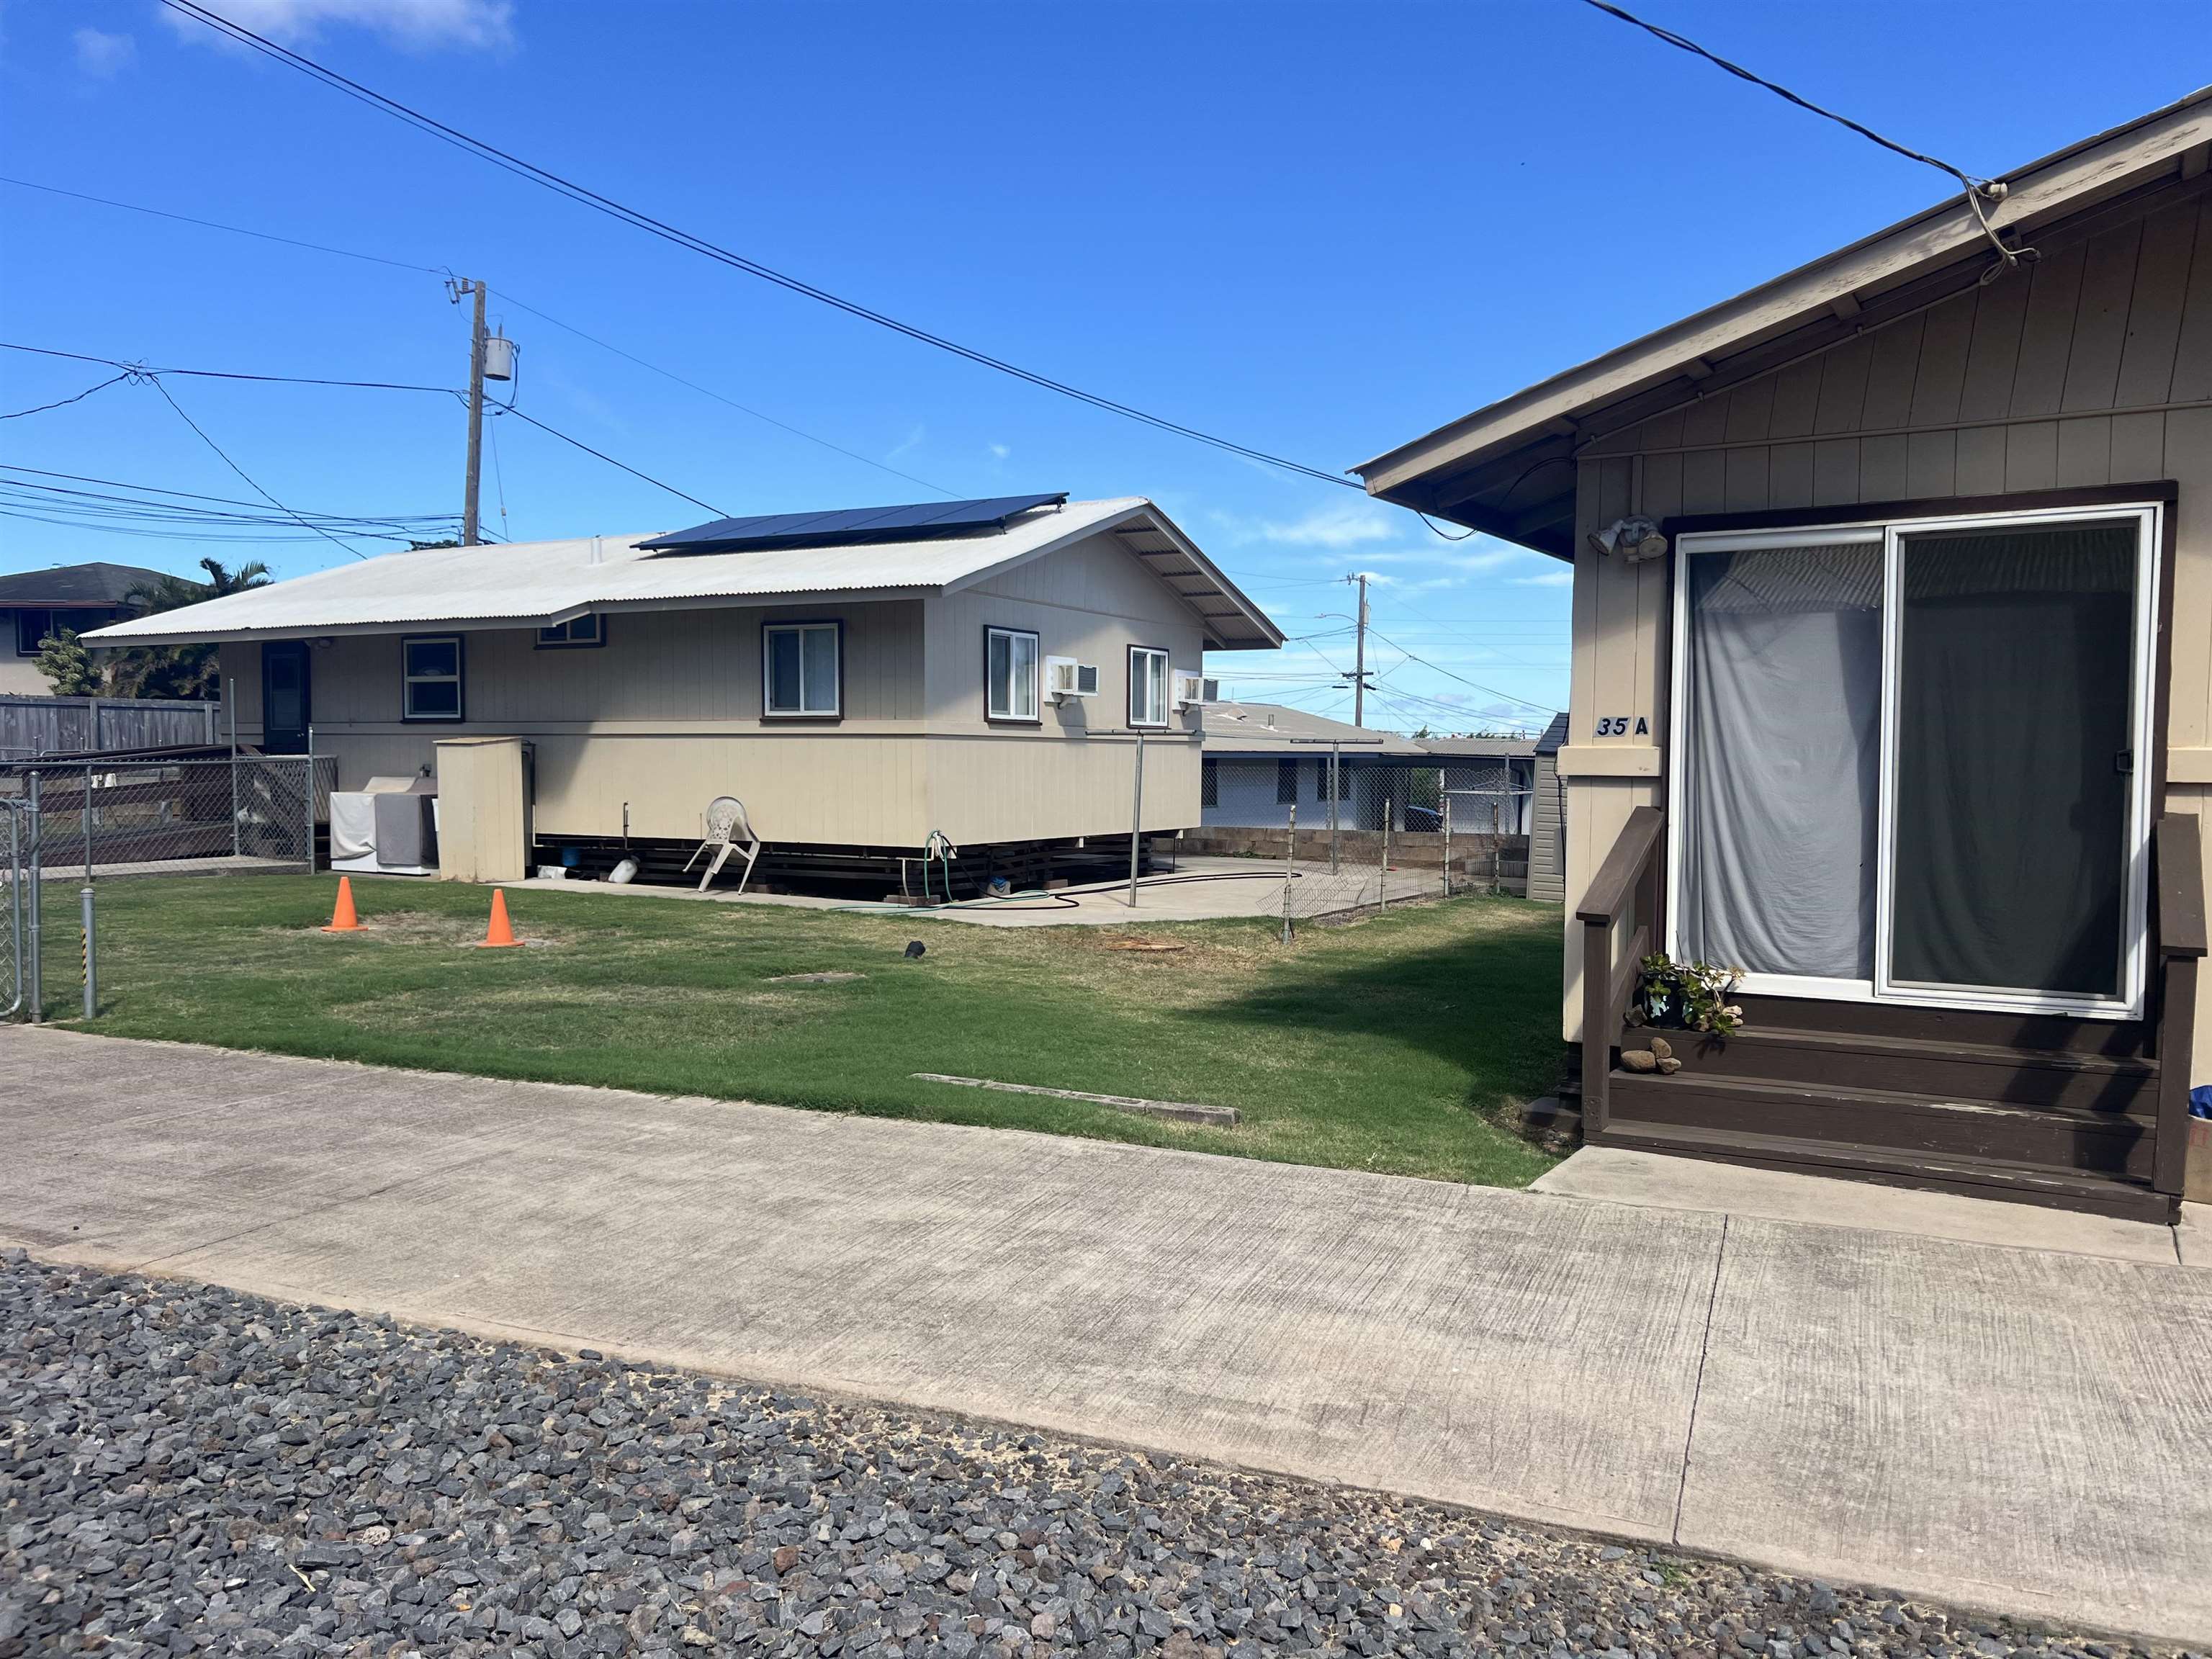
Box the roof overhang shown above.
[943,501,1286,651]
[1353,88,2212,559]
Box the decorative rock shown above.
[1620,1050,1658,1073]
[1647,1036,1673,1060]
[1656,1056,1682,1075]
[0,1255,2175,1659]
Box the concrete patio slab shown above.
[2182,1202,2211,1269]
[4,1024,2208,1644]
[1534,1145,2182,1266]
[1681,1218,2212,1639]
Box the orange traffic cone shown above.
[477,889,523,948]
[320,877,363,933]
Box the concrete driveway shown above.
[3,1025,2207,1644]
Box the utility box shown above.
[433,736,531,884]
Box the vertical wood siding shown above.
[1560,187,2212,1040]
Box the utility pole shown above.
[1348,572,1372,727]
[454,277,487,546]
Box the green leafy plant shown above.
[34,627,102,696]
[1635,952,1745,1037]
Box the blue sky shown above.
[1,0,2202,733]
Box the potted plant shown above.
[1633,953,1745,1038]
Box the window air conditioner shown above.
[1046,657,1100,701]
[1174,671,1211,709]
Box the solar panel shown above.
[639,493,1068,554]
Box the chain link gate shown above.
[1,799,30,1020]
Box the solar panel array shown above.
[639,493,1068,554]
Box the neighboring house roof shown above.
[0,562,168,608]
[84,497,1285,651]
[1420,734,1538,759]
[1202,701,1429,756]
[1533,712,1570,757]
[1352,88,2212,557]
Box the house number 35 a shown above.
[1594,716,1650,737]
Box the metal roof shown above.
[84,496,1286,650]
[1419,734,1539,759]
[0,561,168,608]
[1202,701,1429,755]
[639,493,1069,554]
[1354,87,2212,557]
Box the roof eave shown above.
[1353,86,2212,500]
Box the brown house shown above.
[1357,94,2211,1221]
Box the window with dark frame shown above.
[13,608,102,656]
[401,635,464,721]
[1128,645,1169,728]
[763,621,841,718]
[985,626,1040,721]
[536,613,605,649]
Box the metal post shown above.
[1328,741,1340,874]
[84,761,94,882]
[1282,801,1296,945]
[1381,798,1392,911]
[6,809,22,1019]
[1126,728,1145,907]
[305,725,317,871]
[228,676,241,858]
[24,772,41,1022]
[1443,793,1452,899]
[80,886,95,1020]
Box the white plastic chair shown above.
[683,795,762,893]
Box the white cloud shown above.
[1510,570,1575,588]
[165,0,513,52]
[986,443,1010,461]
[74,27,136,76]
[1251,499,1400,549]
[887,424,925,461]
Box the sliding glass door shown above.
[1671,503,2159,1019]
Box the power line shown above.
[485,405,723,516]
[1573,0,1989,192]
[158,0,1361,492]
[3,341,727,521]
[0,174,443,274]
[0,462,453,527]
[1364,628,1558,714]
[143,376,376,560]
[1,176,968,499]
[3,372,133,421]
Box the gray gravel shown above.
[1,1252,2195,1659]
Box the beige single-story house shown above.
[0,562,164,695]
[87,494,1282,886]
[1357,94,2211,1220]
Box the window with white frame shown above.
[763,621,841,718]
[536,613,604,649]
[1128,645,1169,727]
[985,626,1040,721]
[401,635,464,721]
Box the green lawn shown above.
[45,875,1566,1187]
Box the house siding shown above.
[215,528,1219,852]
[1560,185,2212,1050]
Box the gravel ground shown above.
[1,1253,2196,1659]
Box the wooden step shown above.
[1734,993,2152,1058]
[1646,1025,2159,1112]
[1608,1071,2157,1177]
[1592,1118,2176,1223]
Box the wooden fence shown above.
[0,695,221,761]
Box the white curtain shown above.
[1679,542,1882,980]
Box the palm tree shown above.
[99,557,271,700]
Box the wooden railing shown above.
[2153,814,2207,1198]
[1575,805,1664,1138]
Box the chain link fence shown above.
[1249,797,1533,935]
[1,800,28,1019]
[2,755,329,878]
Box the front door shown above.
[1671,503,2159,1019]
[261,641,310,755]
